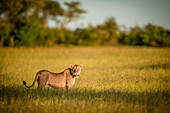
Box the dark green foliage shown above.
[95,17,119,46]
[14,18,44,46]
[0,0,169,47]
[119,24,170,47]
[0,22,12,46]
[0,0,64,47]
[144,24,170,47]
[74,28,98,46]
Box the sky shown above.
[49,0,170,30]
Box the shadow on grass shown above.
[0,84,169,106]
[131,61,170,70]
[139,62,170,70]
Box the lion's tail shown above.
[23,72,40,88]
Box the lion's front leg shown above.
[66,85,73,91]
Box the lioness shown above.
[23,64,83,90]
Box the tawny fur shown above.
[23,64,83,90]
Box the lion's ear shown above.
[70,64,74,68]
[79,64,83,69]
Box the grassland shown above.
[0,46,169,113]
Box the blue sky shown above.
[49,0,170,30]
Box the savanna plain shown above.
[0,46,169,113]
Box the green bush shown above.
[74,28,98,46]
[14,19,44,47]
[0,22,12,46]
[119,24,170,47]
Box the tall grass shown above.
[0,46,169,113]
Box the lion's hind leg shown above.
[37,75,49,90]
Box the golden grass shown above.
[0,46,170,113]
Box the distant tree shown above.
[119,24,170,47]
[59,1,86,29]
[42,0,64,27]
[0,0,169,47]
[74,27,98,46]
[14,18,44,46]
[144,23,170,46]
[96,17,119,45]
[0,0,64,46]
[0,22,11,46]
[103,17,119,45]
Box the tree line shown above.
[0,0,169,47]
